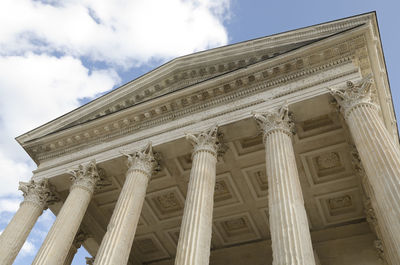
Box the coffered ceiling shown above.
[49,94,369,265]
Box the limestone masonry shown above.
[0,12,398,265]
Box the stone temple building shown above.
[1,11,399,265]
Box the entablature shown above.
[15,13,397,183]
[17,14,373,144]
[28,29,369,165]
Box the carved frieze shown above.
[27,35,368,163]
[316,152,340,170]
[156,192,180,211]
[135,238,158,254]
[224,217,247,231]
[147,187,185,219]
[215,213,260,244]
[327,195,352,211]
[85,257,95,265]
[374,240,385,262]
[351,147,388,263]
[214,181,229,197]
[72,230,90,249]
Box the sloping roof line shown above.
[16,12,374,143]
[48,24,366,137]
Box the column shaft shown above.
[175,151,216,265]
[63,245,78,265]
[346,105,400,264]
[63,230,88,265]
[32,186,92,265]
[175,126,219,265]
[254,105,315,265]
[32,161,100,265]
[314,249,321,265]
[94,142,156,265]
[0,179,54,265]
[94,171,149,265]
[266,131,315,265]
[330,77,400,265]
[0,202,42,264]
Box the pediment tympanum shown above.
[17,13,395,166]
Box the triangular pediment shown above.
[50,38,322,135]
[17,13,376,152]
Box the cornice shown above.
[16,13,373,146]
[33,66,360,176]
[26,33,368,163]
[28,53,364,165]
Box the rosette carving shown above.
[122,142,159,178]
[186,125,223,158]
[19,179,58,209]
[69,160,101,193]
[253,104,294,140]
[329,74,377,119]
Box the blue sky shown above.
[0,0,399,264]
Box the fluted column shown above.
[352,148,387,264]
[175,126,221,265]
[254,105,315,265]
[32,161,102,265]
[330,76,400,265]
[94,143,158,265]
[63,230,89,265]
[0,179,57,265]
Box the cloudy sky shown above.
[0,0,399,264]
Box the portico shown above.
[1,12,399,265]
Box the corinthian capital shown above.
[186,125,222,158]
[86,257,95,265]
[253,104,294,139]
[329,74,377,118]
[19,179,58,209]
[69,160,101,193]
[123,142,159,178]
[73,230,90,249]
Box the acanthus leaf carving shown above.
[73,230,91,249]
[19,178,59,209]
[69,160,101,194]
[329,74,377,119]
[122,142,160,178]
[28,34,368,166]
[186,125,224,158]
[253,103,294,140]
[86,257,95,265]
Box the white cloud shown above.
[0,0,230,67]
[0,53,120,198]
[0,53,120,137]
[36,210,55,228]
[0,198,21,213]
[0,151,32,197]
[0,1,230,262]
[20,240,36,256]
